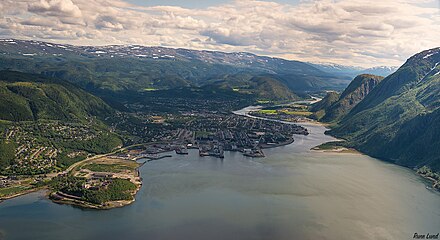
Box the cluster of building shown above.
[1,121,103,175]
[0,176,18,188]
[123,93,247,115]
[115,112,308,160]
[186,114,307,158]
[83,173,115,190]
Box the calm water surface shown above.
[0,109,439,240]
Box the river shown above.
[0,106,439,240]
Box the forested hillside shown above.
[328,48,440,171]
[311,74,383,122]
[0,71,122,175]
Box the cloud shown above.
[0,0,439,67]
[28,0,83,18]
[95,15,126,31]
[21,17,57,27]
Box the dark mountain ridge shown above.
[314,74,384,122]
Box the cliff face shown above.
[321,74,384,122]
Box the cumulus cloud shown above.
[28,0,83,18]
[95,15,126,31]
[0,0,439,67]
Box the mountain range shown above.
[1,38,438,175]
[310,63,398,78]
[324,47,440,172]
[0,39,352,102]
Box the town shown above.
[2,121,104,175]
[113,112,308,160]
[184,113,308,158]
[0,110,309,203]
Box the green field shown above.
[195,131,211,138]
[0,185,32,197]
[283,110,312,116]
[82,163,136,173]
[258,109,312,116]
[258,109,277,114]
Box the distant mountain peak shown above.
[419,47,440,60]
[356,66,399,77]
[309,62,363,70]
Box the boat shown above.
[175,147,189,155]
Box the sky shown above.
[124,0,302,8]
[0,0,439,67]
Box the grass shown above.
[0,185,32,197]
[82,163,135,173]
[258,109,312,117]
[313,142,342,150]
[258,109,277,114]
[282,110,313,116]
[195,131,211,138]
[0,120,12,124]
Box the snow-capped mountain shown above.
[0,39,353,94]
[309,61,398,78]
[308,62,364,79]
[357,66,399,77]
[0,39,328,76]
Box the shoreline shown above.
[0,149,146,207]
[49,183,141,210]
[48,158,145,210]
[310,141,361,154]
[311,147,361,154]
[236,103,440,192]
[260,137,295,149]
[0,186,46,202]
[0,134,300,206]
[2,102,438,206]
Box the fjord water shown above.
[0,120,439,239]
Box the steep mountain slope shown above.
[0,70,113,122]
[318,74,384,122]
[0,39,349,101]
[310,91,340,120]
[329,47,440,171]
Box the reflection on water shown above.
[0,112,439,240]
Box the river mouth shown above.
[0,106,439,240]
